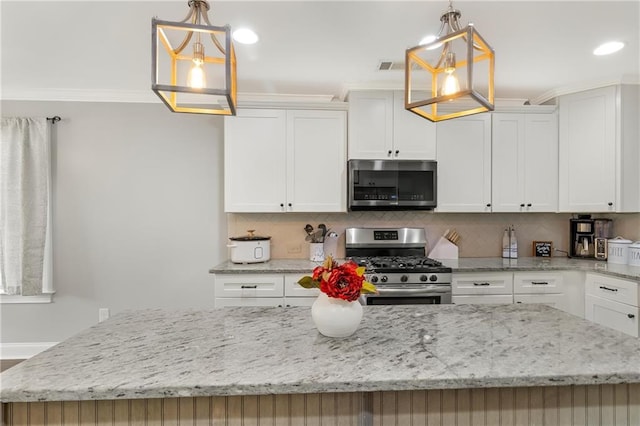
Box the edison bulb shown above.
[188,63,206,89]
[441,72,460,96]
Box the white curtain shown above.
[0,117,51,296]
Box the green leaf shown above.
[361,281,377,294]
[298,276,320,289]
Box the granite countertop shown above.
[210,257,640,281]
[2,304,640,402]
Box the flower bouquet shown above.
[298,256,377,337]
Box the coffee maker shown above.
[569,216,613,259]
[570,216,595,258]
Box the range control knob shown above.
[380,276,388,283]
[370,276,379,283]
[400,275,409,282]
[429,275,438,282]
[420,275,428,282]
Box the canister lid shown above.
[629,241,640,248]
[608,236,632,244]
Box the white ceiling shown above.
[1,1,639,105]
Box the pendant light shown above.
[405,1,494,122]
[152,0,237,115]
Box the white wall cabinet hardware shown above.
[347,90,436,160]
[436,114,492,212]
[558,85,640,213]
[585,273,639,337]
[214,273,318,308]
[224,109,347,213]
[492,112,558,212]
[452,272,514,304]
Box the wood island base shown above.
[4,384,640,426]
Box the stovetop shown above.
[349,255,452,274]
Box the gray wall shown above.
[1,101,227,343]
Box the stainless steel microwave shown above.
[348,160,437,211]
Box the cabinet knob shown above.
[387,150,392,155]
[527,203,532,207]
[486,203,491,208]
[608,202,613,206]
[520,203,525,208]
[628,314,636,319]
[288,203,292,207]
[395,150,399,155]
[280,203,284,208]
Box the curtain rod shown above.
[46,116,61,123]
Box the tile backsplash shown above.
[227,212,640,260]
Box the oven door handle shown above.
[375,287,451,295]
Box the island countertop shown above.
[2,304,640,402]
[209,257,640,281]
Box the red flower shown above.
[319,261,365,302]
[298,256,376,302]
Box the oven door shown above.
[360,286,452,305]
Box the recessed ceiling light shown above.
[233,28,259,45]
[593,41,625,56]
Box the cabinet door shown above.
[215,297,285,308]
[392,91,436,159]
[224,109,287,212]
[452,295,513,305]
[492,113,558,213]
[286,110,347,212]
[347,91,393,159]
[492,114,526,212]
[559,86,616,212]
[436,114,492,212]
[585,294,639,337]
[523,113,558,212]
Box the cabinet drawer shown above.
[452,295,513,305]
[585,294,639,337]
[514,294,565,311]
[514,272,564,294]
[215,274,284,298]
[585,274,639,306]
[452,273,513,295]
[214,297,284,308]
[284,274,320,297]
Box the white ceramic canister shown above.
[607,236,633,265]
[628,241,640,267]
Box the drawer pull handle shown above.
[599,286,618,292]
[531,281,548,285]
[473,282,490,286]
[628,314,636,319]
[241,285,258,289]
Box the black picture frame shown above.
[533,241,553,257]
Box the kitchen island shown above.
[2,304,640,425]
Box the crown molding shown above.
[530,75,640,105]
[0,88,347,110]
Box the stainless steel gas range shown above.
[345,227,452,305]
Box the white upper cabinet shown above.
[224,108,347,213]
[558,85,640,213]
[436,114,492,212]
[348,90,436,160]
[492,112,558,212]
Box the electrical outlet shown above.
[98,308,110,322]
[287,244,302,254]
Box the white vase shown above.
[311,292,363,338]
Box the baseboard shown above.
[0,342,58,360]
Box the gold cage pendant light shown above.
[152,0,237,115]
[405,1,494,122]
